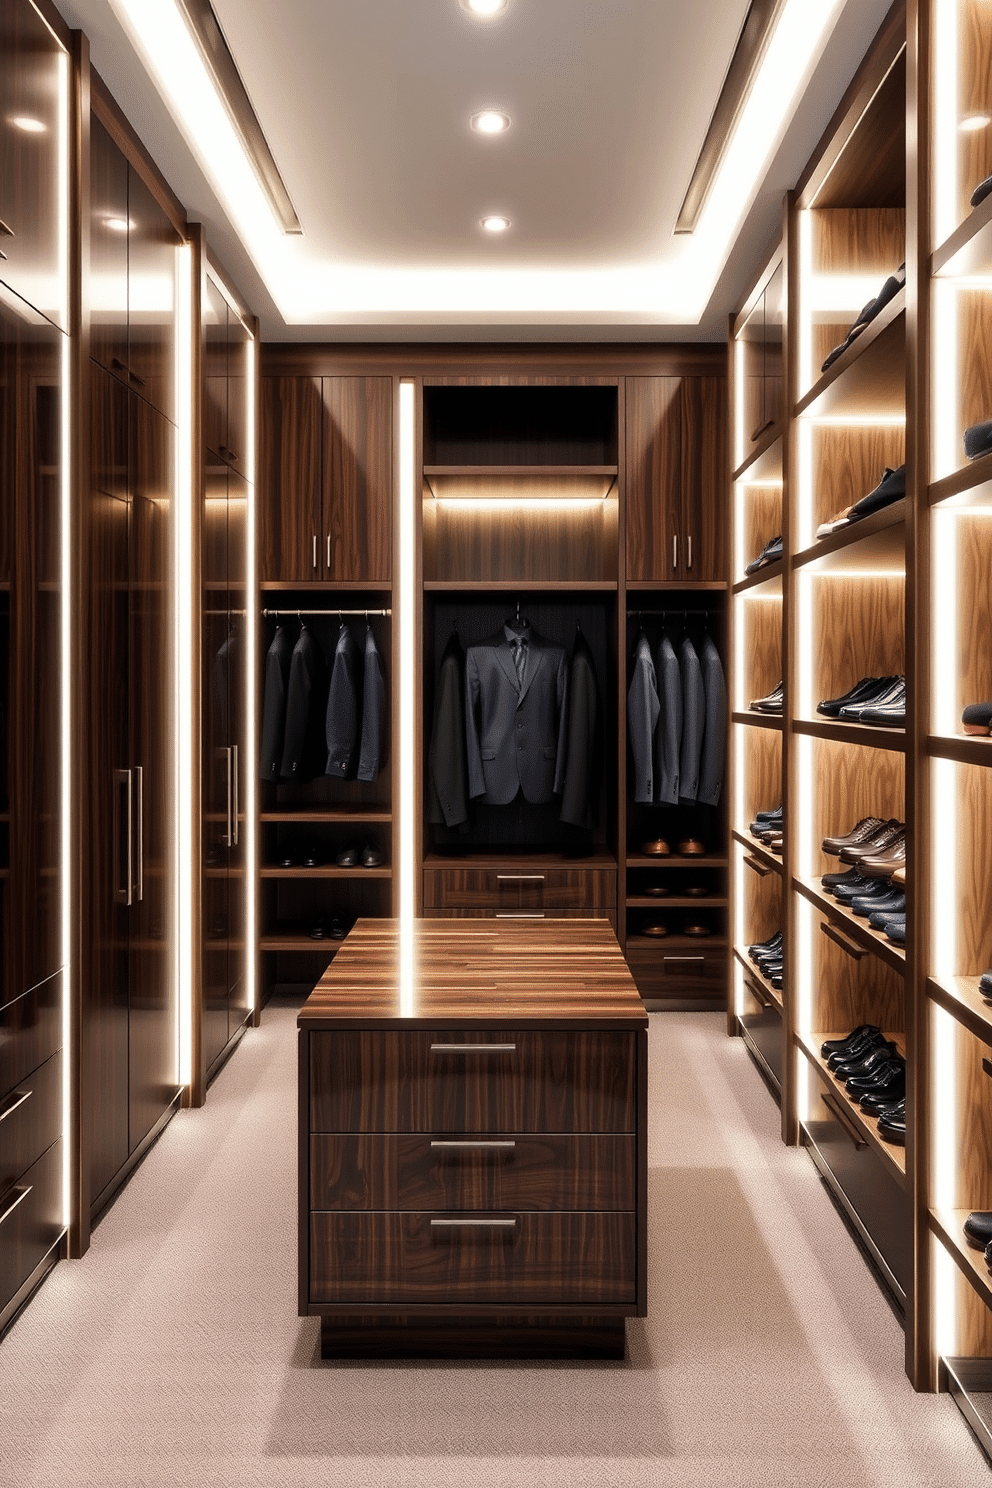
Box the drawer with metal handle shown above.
[0,972,62,1102]
[0,1050,60,1198]
[423,867,616,916]
[0,1137,63,1318]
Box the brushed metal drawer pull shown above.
[496,912,545,918]
[663,955,705,964]
[0,1185,32,1228]
[430,1217,517,1228]
[743,854,770,877]
[820,921,867,961]
[0,1087,32,1123]
[496,874,546,882]
[430,1043,516,1053]
[821,1091,868,1150]
[430,1140,516,1149]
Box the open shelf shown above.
[732,829,785,875]
[933,191,992,278]
[794,875,906,974]
[424,580,618,592]
[797,1030,907,1185]
[931,1210,992,1317]
[733,562,783,596]
[797,295,906,422]
[929,456,992,508]
[926,735,992,768]
[734,946,784,1013]
[260,865,391,880]
[793,500,906,571]
[627,895,728,909]
[793,718,906,753]
[732,710,783,731]
[626,854,727,870]
[929,975,992,1047]
[427,849,617,871]
[732,426,785,484]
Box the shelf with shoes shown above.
[731,245,785,477]
[929,974,992,1049]
[795,1028,908,1186]
[794,877,907,975]
[732,830,784,877]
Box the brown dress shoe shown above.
[641,921,668,937]
[683,923,711,937]
[677,839,705,856]
[641,838,670,857]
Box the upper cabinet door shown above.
[224,305,251,479]
[258,376,322,582]
[321,377,392,583]
[625,377,682,583]
[126,169,179,423]
[680,377,727,583]
[0,0,66,329]
[202,272,228,461]
[90,118,129,384]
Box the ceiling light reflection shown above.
[471,110,510,135]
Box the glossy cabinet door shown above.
[202,273,227,463]
[0,0,67,329]
[259,376,322,581]
[202,459,230,1069]
[128,394,176,1151]
[86,365,130,1205]
[321,377,392,582]
[226,470,248,1038]
[126,169,178,423]
[680,376,727,583]
[89,118,129,387]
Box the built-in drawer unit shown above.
[0,1137,63,1318]
[0,973,61,1102]
[625,942,726,1003]
[423,867,616,924]
[0,1050,61,1200]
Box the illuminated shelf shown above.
[731,426,784,484]
[733,562,783,595]
[626,933,727,953]
[793,717,906,753]
[930,1210,992,1318]
[928,975,992,1048]
[792,500,906,571]
[932,190,992,278]
[733,946,784,1013]
[732,710,783,731]
[626,854,726,870]
[260,808,391,823]
[925,735,992,768]
[928,456,992,508]
[627,894,727,909]
[731,829,784,875]
[797,1029,907,1185]
[260,865,391,879]
[794,876,906,975]
[796,293,906,421]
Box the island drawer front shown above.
[309,1210,636,1305]
[310,1133,636,1212]
[0,1051,61,1200]
[309,1031,637,1134]
[423,869,616,915]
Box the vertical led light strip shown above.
[734,339,745,470]
[932,0,960,251]
[175,244,194,1086]
[931,278,959,482]
[244,332,257,1013]
[57,46,71,1226]
[398,381,416,1016]
[798,210,813,395]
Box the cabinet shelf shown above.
[793,718,906,753]
[797,1030,907,1186]
[732,710,784,731]
[930,1210,992,1317]
[928,458,992,509]
[627,895,727,909]
[796,293,906,422]
[794,876,906,975]
[424,580,617,592]
[792,501,906,572]
[932,192,992,279]
[734,947,784,1013]
[925,735,992,768]
[625,580,728,592]
[625,854,727,870]
[260,865,391,880]
[732,427,784,485]
[260,808,392,824]
[259,935,343,954]
[733,562,783,596]
[928,975,992,1048]
[732,829,784,875]
[426,849,616,871]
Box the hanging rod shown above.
[262,607,391,617]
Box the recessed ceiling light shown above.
[471,110,510,135]
[481,215,510,233]
[961,114,992,133]
[11,115,45,133]
[106,217,134,233]
[460,0,508,18]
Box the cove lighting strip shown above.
[58,46,71,1228]
[176,244,194,1088]
[398,381,417,1017]
[111,0,843,325]
[932,0,960,252]
[245,334,257,1015]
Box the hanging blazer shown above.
[465,625,568,806]
[677,632,705,804]
[428,631,470,828]
[697,631,727,807]
[560,629,601,830]
[653,631,683,806]
[357,626,387,782]
[627,632,660,804]
[259,626,294,782]
[280,625,329,783]
[325,623,363,779]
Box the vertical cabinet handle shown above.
[312,534,318,570]
[687,534,692,570]
[133,765,144,903]
[224,746,233,848]
[232,744,239,847]
[326,534,332,570]
[672,534,678,571]
[114,768,132,906]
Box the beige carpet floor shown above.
[0,1002,984,1487]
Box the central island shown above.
[298,918,649,1359]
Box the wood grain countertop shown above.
[298,918,648,1031]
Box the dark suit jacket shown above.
[560,630,601,829]
[654,632,683,805]
[697,632,727,807]
[325,623,362,779]
[678,633,704,804]
[465,625,568,806]
[280,625,328,783]
[627,632,660,804]
[428,631,469,828]
[259,626,293,782]
[357,626,387,782]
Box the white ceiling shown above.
[54,0,896,341]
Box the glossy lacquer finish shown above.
[89,118,128,386]
[202,456,232,1068]
[0,2,67,330]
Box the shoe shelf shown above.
[933,196,992,279]
[795,295,906,422]
[259,934,342,954]
[793,718,907,753]
[734,946,784,1014]
[931,1210,992,1322]
[627,895,727,909]
[792,502,906,572]
[796,1030,907,1185]
[733,711,784,731]
[929,457,992,508]
[926,734,992,768]
[732,829,784,876]
[260,865,392,879]
[732,426,784,487]
[794,876,907,975]
[259,807,392,824]
[625,853,727,870]
[929,974,992,1048]
[733,563,783,597]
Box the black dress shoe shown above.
[980,970,992,1000]
[745,535,783,574]
[972,173,992,209]
[817,676,896,719]
[965,418,992,460]
[821,817,885,856]
[831,1041,897,1080]
[820,265,905,371]
[857,1064,907,1111]
[962,701,992,736]
[335,843,360,867]
[827,1030,890,1071]
[330,914,348,940]
[846,1055,904,1096]
[362,840,384,868]
[278,852,296,868]
[851,888,906,918]
[833,873,881,904]
[877,1108,906,1144]
[845,464,906,522]
[821,1024,880,1058]
[301,845,323,868]
[750,681,784,714]
[882,917,906,945]
[748,930,783,961]
[310,916,330,940]
[965,1212,992,1249]
[821,865,865,891]
[839,677,905,723]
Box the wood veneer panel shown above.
[809,425,907,534]
[938,1011,992,1212]
[625,378,681,582]
[811,913,905,1039]
[742,847,783,951]
[126,167,179,424]
[425,494,613,585]
[736,723,782,831]
[808,209,906,377]
[806,47,907,211]
[947,763,992,975]
[89,117,128,384]
[809,575,905,714]
[0,1048,60,1198]
[423,868,616,914]
[681,376,728,582]
[959,1,992,230]
[309,1030,637,1134]
[949,514,992,729]
[309,1211,636,1306]
[310,1133,635,1212]
[809,737,905,881]
[0,1139,63,1316]
[956,291,992,451]
[321,377,391,583]
[0,971,61,1099]
[258,376,321,582]
[739,592,782,711]
[741,481,783,582]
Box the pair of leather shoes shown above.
[820,263,905,371]
[749,804,782,838]
[745,535,783,575]
[851,886,905,919]
[750,681,783,714]
[748,930,782,985]
[817,676,898,719]
[874,1097,905,1144]
[847,1055,906,1110]
[821,1024,880,1059]
[835,676,905,726]
[821,816,886,856]
[815,465,906,538]
[824,818,904,870]
[641,837,670,857]
[310,914,349,941]
[336,840,384,869]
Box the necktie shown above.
[511,638,527,687]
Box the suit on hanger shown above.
[627,631,660,804]
[697,631,727,807]
[428,631,469,828]
[259,625,294,782]
[325,623,363,778]
[560,629,601,829]
[678,632,705,804]
[357,626,387,782]
[280,624,329,783]
[654,631,683,805]
[465,624,568,806]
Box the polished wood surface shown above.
[681,376,728,582]
[0,1049,60,1200]
[0,971,61,1100]
[809,574,905,717]
[809,424,906,535]
[736,724,782,834]
[126,166,178,422]
[0,1138,63,1316]
[625,377,681,582]
[322,377,392,583]
[309,1211,636,1306]
[310,1132,635,1212]
[424,486,617,586]
[798,24,906,209]
[423,867,616,916]
[258,376,321,581]
[740,592,783,712]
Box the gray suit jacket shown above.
[357,626,387,782]
[697,632,727,807]
[465,626,568,806]
[259,626,293,782]
[627,632,660,804]
[678,633,704,804]
[654,632,683,805]
[325,623,362,778]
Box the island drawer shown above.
[423,868,616,916]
